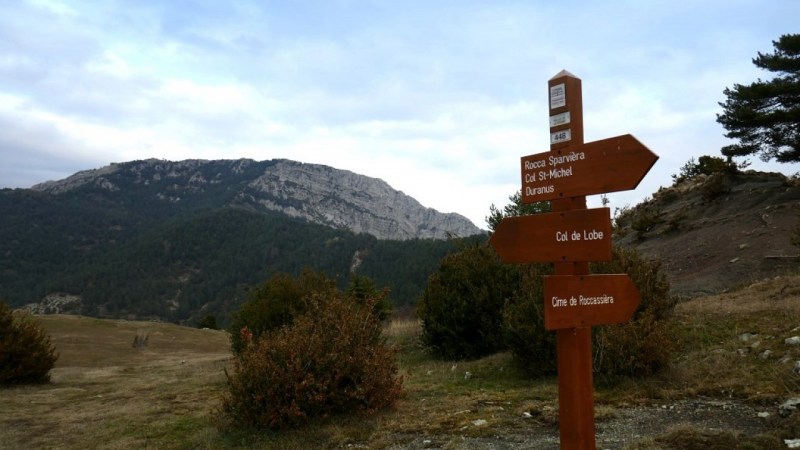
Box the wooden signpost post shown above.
[489,70,658,449]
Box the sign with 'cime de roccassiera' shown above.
[544,274,640,330]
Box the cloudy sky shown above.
[1,0,797,228]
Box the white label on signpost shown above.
[550,83,566,109]
[550,111,571,128]
[550,129,572,144]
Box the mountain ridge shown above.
[30,158,482,240]
[1,158,485,324]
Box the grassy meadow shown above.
[2,274,800,449]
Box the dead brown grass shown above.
[0,315,231,449]
[383,318,421,341]
[667,274,800,402]
[2,276,799,449]
[676,274,800,316]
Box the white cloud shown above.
[1,0,799,227]
[26,0,76,17]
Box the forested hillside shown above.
[0,160,485,325]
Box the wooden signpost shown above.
[489,70,658,449]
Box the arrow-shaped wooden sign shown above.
[489,207,612,263]
[521,133,658,204]
[544,274,640,330]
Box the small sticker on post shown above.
[550,129,571,144]
[550,83,566,109]
[550,111,570,128]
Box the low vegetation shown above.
[1,275,798,448]
[227,270,392,355]
[670,155,741,184]
[418,243,676,378]
[615,155,748,240]
[0,300,58,385]
[417,243,518,360]
[222,292,403,430]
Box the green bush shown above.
[591,246,676,376]
[592,310,673,377]
[418,243,519,360]
[630,205,663,238]
[197,314,219,330]
[502,246,675,377]
[227,269,336,355]
[502,264,557,375]
[591,246,674,322]
[221,291,404,429]
[672,155,739,184]
[345,273,393,322]
[701,172,733,201]
[0,301,59,386]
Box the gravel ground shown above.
[383,399,772,449]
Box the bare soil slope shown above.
[615,171,800,297]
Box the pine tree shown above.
[717,34,800,163]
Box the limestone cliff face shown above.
[241,160,479,240]
[33,158,482,240]
[32,163,122,194]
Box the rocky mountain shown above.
[31,158,482,240]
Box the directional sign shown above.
[544,274,641,330]
[489,208,611,263]
[491,70,659,450]
[521,134,658,204]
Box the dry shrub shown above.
[132,330,149,349]
[0,301,59,386]
[701,172,733,201]
[221,291,404,429]
[657,426,743,449]
[630,206,663,238]
[227,270,336,356]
